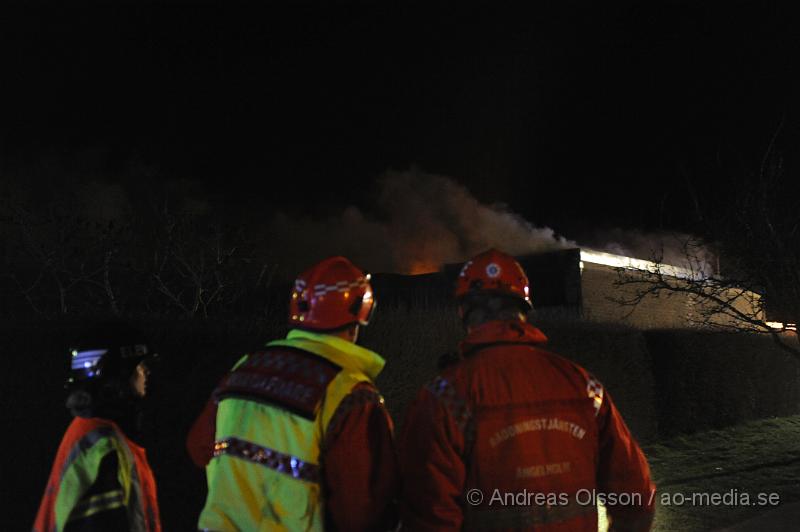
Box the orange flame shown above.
[405,260,441,275]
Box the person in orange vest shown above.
[187,256,399,531]
[34,322,162,532]
[399,249,655,531]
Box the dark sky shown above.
[2,2,799,239]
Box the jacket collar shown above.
[460,319,548,356]
[267,329,386,381]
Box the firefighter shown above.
[34,322,162,532]
[399,249,655,531]
[187,256,398,531]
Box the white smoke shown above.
[264,168,574,274]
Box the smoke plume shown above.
[264,168,574,274]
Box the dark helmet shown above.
[66,321,157,388]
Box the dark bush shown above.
[646,329,800,437]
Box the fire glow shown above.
[406,260,441,275]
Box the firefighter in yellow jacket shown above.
[187,256,398,531]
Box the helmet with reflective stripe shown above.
[289,256,376,330]
[455,248,532,308]
[67,321,156,387]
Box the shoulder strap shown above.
[214,346,342,420]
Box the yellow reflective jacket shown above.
[198,329,386,531]
[34,417,161,532]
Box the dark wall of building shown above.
[371,272,454,310]
[518,249,583,309]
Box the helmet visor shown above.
[70,348,108,380]
[356,287,376,325]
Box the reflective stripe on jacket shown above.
[197,329,387,531]
[33,417,161,532]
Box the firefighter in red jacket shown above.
[187,256,398,531]
[399,249,655,531]
[34,322,162,532]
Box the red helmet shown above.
[455,248,532,308]
[289,256,376,330]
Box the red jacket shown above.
[399,320,655,531]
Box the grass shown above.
[643,415,800,531]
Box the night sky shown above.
[2,2,800,242]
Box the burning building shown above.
[374,247,765,330]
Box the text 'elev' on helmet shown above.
[455,248,532,309]
[67,322,156,387]
[289,256,376,330]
